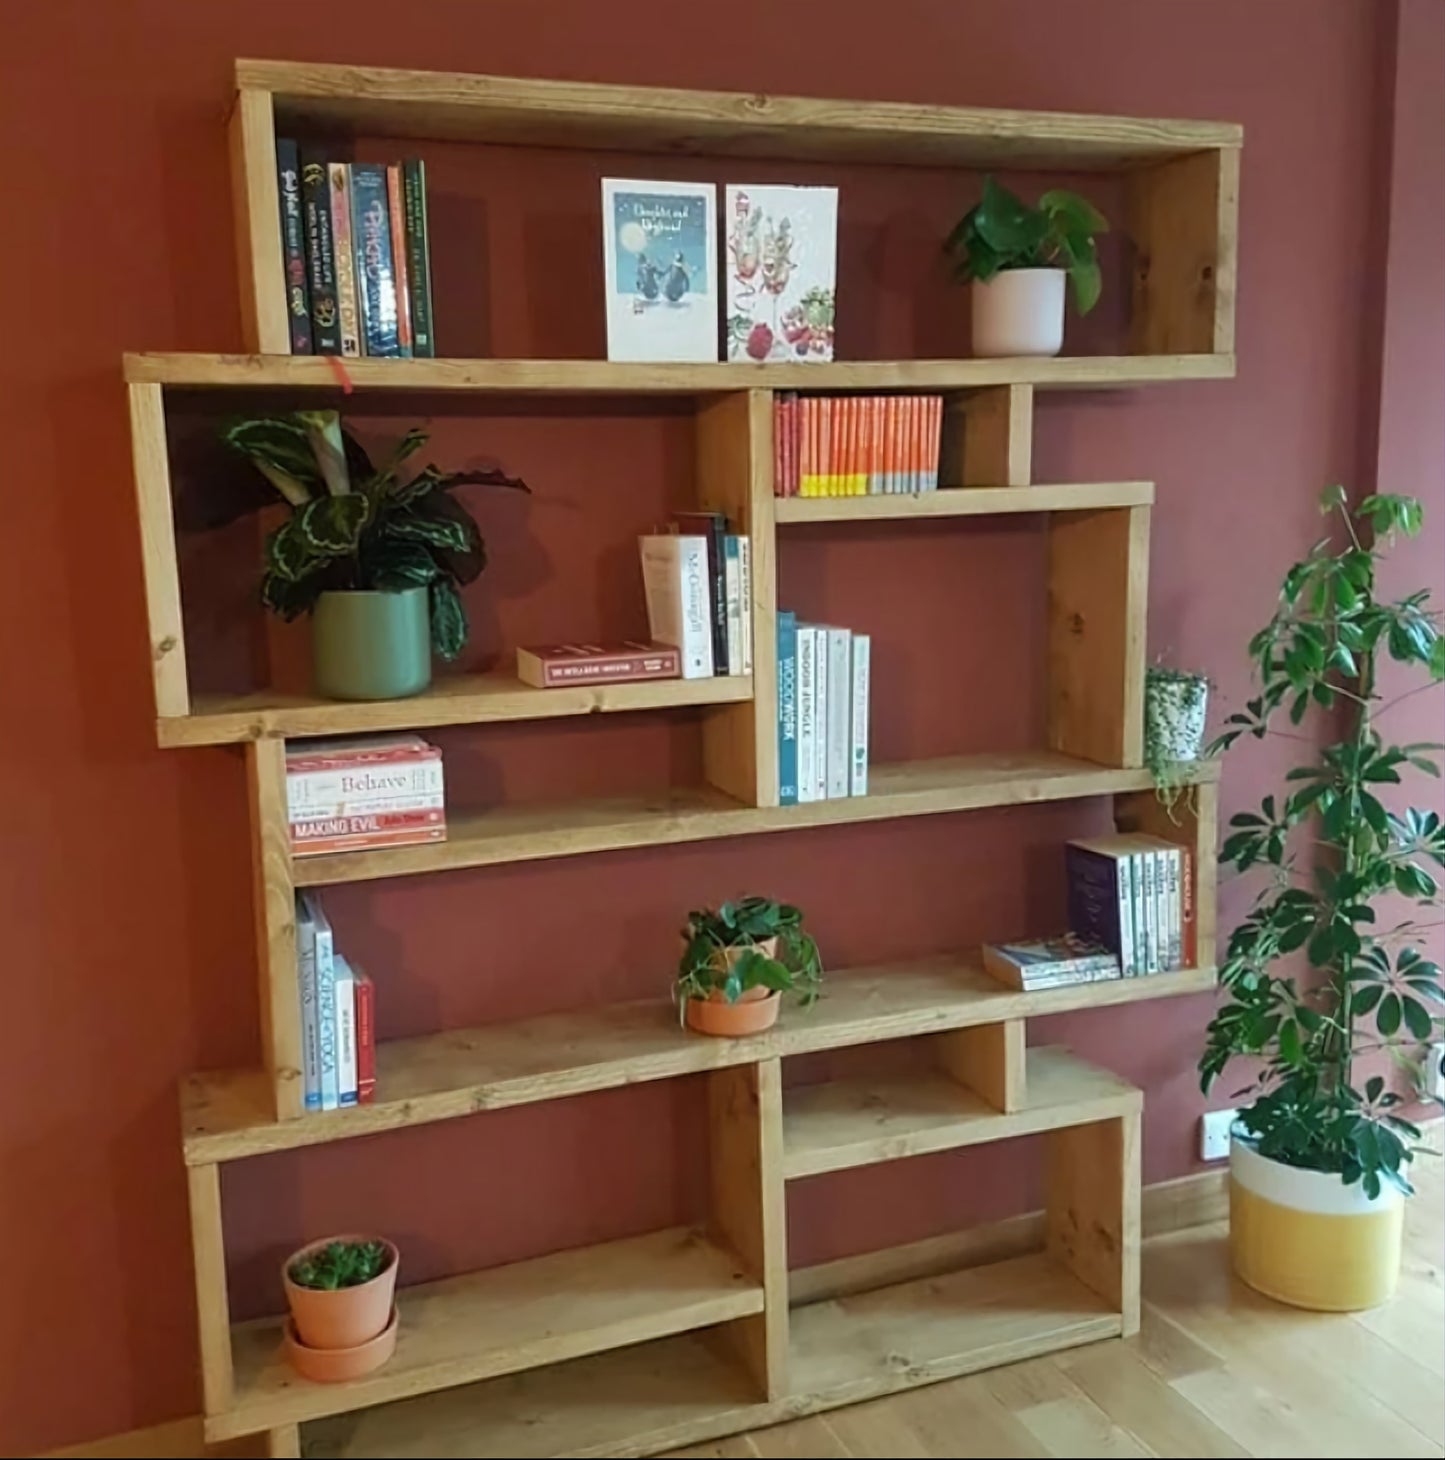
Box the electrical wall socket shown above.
[1429,1043,1445,1102]
[1200,1107,1237,1161]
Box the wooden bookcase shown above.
[127,60,1239,1459]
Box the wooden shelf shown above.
[774,482,1155,524]
[782,1046,1141,1180]
[182,961,1212,1165]
[158,673,752,749]
[290,751,1220,887]
[124,351,1235,395]
[209,1226,761,1442]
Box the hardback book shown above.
[724,184,837,363]
[300,153,341,354]
[386,164,414,357]
[328,165,363,357]
[311,897,339,1111]
[796,625,819,804]
[1065,836,1142,977]
[849,633,870,797]
[723,537,743,676]
[354,969,376,1104]
[295,893,322,1111]
[982,934,1121,990]
[293,809,445,857]
[737,537,754,675]
[673,512,729,675]
[334,955,358,1108]
[776,610,799,805]
[350,163,401,357]
[639,534,713,678]
[823,627,852,799]
[275,139,312,354]
[402,159,435,357]
[515,641,681,688]
[601,179,718,362]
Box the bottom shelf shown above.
[305,1253,1118,1458]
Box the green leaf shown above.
[1402,997,1434,1040]
[429,578,466,661]
[222,415,320,505]
[1377,993,1402,1037]
[299,493,370,554]
[388,513,474,553]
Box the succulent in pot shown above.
[282,1235,399,1382]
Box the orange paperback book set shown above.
[773,393,943,497]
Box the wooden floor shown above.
[671,1160,1445,1460]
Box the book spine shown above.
[1151,850,1167,973]
[724,536,743,677]
[354,973,376,1104]
[300,155,341,354]
[639,537,713,678]
[275,139,312,354]
[293,808,446,857]
[738,537,753,674]
[1116,854,1139,976]
[328,165,363,357]
[812,629,830,800]
[1180,845,1197,967]
[777,611,799,805]
[296,896,322,1111]
[314,909,338,1110]
[1138,852,1160,974]
[704,518,729,675]
[386,165,414,357]
[1162,848,1181,970]
[335,965,358,1107]
[825,628,851,798]
[679,538,714,678]
[786,395,799,496]
[1065,846,1126,961]
[403,159,435,357]
[849,633,870,796]
[930,396,943,489]
[773,398,785,498]
[1020,966,1120,989]
[350,163,401,357]
[796,626,817,804]
[884,396,899,493]
[516,647,681,687]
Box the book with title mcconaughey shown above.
[602,179,718,363]
[639,534,714,679]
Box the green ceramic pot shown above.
[312,587,431,701]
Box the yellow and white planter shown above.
[1230,1130,1404,1311]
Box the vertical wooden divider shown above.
[943,383,1034,486]
[228,87,290,353]
[698,390,778,807]
[706,1058,789,1399]
[935,1019,1026,1112]
[247,739,305,1120]
[186,1163,234,1416]
[264,1424,302,1457]
[1047,504,1149,767]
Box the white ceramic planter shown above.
[1145,671,1208,763]
[1230,1130,1404,1311]
[971,268,1065,357]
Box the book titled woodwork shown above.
[515,641,682,688]
[287,734,446,855]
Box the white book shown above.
[1163,847,1181,969]
[312,898,339,1111]
[723,536,743,676]
[291,791,445,822]
[849,634,870,797]
[334,956,358,1108]
[1140,850,1161,974]
[812,626,830,801]
[823,627,851,799]
[796,627,819,804]
[639,534,714,678]
[295,895,322,1111]
[738,537,753,675]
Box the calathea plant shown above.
[223,411,527,659]
[1202,487,1445,1196]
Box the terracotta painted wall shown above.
[0,1,1437,1452]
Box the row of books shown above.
[773,394,944,498]
[296,893,375,1109]
[639,516,753,679]
[276,142,435,358]
[287,735,447,856]
[776,613,870,804]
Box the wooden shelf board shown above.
[182,961,1213,1165]
[124,351,1235,395]
[208,1226,761,1442]
[158,673,751,749]
[290,751,1220,887]
[774,482,1155,524]
[782,1045,1142,1180]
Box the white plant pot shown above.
[1145,672,1208,763]
[971,269,1066,358]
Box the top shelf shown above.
[239,59,1241,171]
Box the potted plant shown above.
[223,411,527,701]
[283,1235,399,1382]
[944,176,1107,358]
[676,896,823,1036]
[1145,663,1211,814]
[1202,486,1444,1311]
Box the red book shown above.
[515,641,682,688]
[1180,845,1197,968]
[292,807,446,856]
[784,394,798,496]
[800,397,815,496]
[387,164,413,355]
[354,972,376,1104]
[773,396,785,497]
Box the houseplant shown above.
[1202,486,1445,1310]
[283,1235,399,1381]
[944,176,1107,358]
[677,896,823,1036]
[1145,664,1211,815]
[223,411,527,700]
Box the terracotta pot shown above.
[282,1236,399,1351]
[686,986,781,1037]
[284,1307,398,1383]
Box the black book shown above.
[300,153,341,354]
[674,511,730,675]
[275,138,312,354]
[349,163,401,358]
[403,159,435,358]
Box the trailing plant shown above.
[222,411,528,660]
[1202,486,1445,1197]
[1144,664,1211,817]
[289,1239,391,1292]
[676,896,823,1020]
[944,176,1108,314]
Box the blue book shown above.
[295,894,322,1111]
[349,163,401,357]
[777,610,799,805]
[311,897,340,1110]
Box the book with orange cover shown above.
[823,396,838,495]
[799,397,814,496]
[773,396,785,496]
[293,807,446,856]
[930,396,944,488]
[850,397,866,495]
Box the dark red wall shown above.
[1,1,1438,1451]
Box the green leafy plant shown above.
[1202,487,1445,1197]
[288,1239,391,1292]
[676,896,823,1020]
[222,411,528,660]
[944,176,1108,314]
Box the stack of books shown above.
[1066,833,1196,976]
[638,514,753,679]
[286,735,447,856]
[772,394,944,497]
[776,612,869,804]
[275,141,435,358]
[296,893,376,1110]
[982,934,1121,990]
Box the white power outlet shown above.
[1200,1108,1237,1161]
[1429,1043,1445,1102]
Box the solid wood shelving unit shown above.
[126,58,1239,1459]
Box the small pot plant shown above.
[944,176,1107,358]
[283,1235,400,1383]
[1145,663,1211,815]
[1202,486,1444,1312]
[223,411,527,702]
[677,896,823,1037]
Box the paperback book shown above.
[778,615,869,804]
[772,394,944,497]
[639,534,713,678]
[982,934,1121,991]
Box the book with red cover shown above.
[354,971,376,1104]
[516,641,683,688]
[386,164,414,357]
[292,807,446,856]
[1180,844,1197,967]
